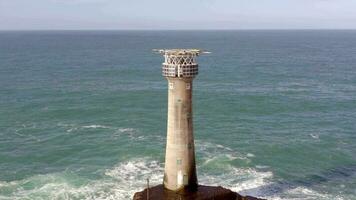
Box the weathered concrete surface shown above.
[164,78,197,191]
[133,184,266,200]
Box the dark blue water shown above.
[0,30,355,199]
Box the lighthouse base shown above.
[133,184,265,200]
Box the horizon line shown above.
[1,28,356,32]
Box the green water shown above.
[0,30,355,199]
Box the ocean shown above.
[0,30,355,200]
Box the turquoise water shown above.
[0,30,355,199]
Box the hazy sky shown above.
[1,0,356,30]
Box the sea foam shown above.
[0,157,344,200]
[0,140,345,200]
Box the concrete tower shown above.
[134,50,261,200]
[156,49,206,192]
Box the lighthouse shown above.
[133,50,263,200]
[156,49,205,191]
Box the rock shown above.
[133,184,266,200]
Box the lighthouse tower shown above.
[133,50,261,200]
[156,49,205,191]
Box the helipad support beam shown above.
[156,49,206,191]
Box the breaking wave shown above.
[0,140,347,200]
[0,157,342,200]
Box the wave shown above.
[0,159,162,200]
[0,157,346,200]
[59,123,137,137]
[64,124,112,133]
[82,125,111,129]
[0,140,348,200]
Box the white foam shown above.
[57,122,147,141]
[196,140,248,161]
[111,127,144,141]
[247,153,256,158]
[1,156,271,200]
[82,125,111,129]
[310,133,320,139]
[0,159,162,200]
[255,165,270,170]
[0,159,343,200]
[61,123,137,137]
[196,140,234,152]
[117,128,135,133]
[0,141,345,200]
[58,122,111,130]
[105,159,163,183]
[199,165,273,196]
[266,186,344,200]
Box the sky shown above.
[0,0,356,30]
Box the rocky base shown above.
[133,184,266,200]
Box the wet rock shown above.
[133,184,266,200]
